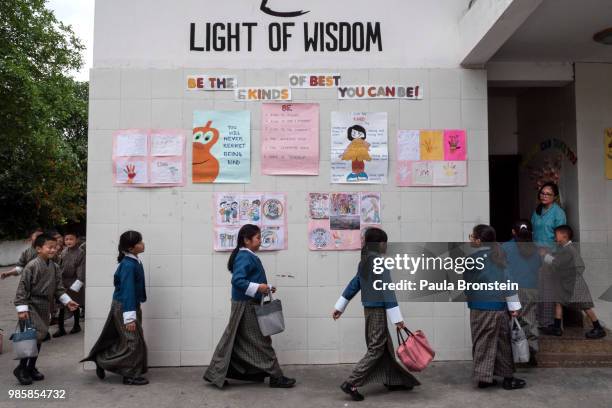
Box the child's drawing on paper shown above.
[330,193,359,216]
[443,129,466,161]
[116,160,147,184]
[308,193,330,219]
[340,125,371,182]
[360,194,381,224]
[192,121,220,183]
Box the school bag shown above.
[396,327,435,371]
[10,319,39,360]
[254,291,285,336]
[510,317,530,363]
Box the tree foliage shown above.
[0,0,87,239]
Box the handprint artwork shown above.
[124,163,137,183]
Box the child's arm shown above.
[231,255,269,297]
[117,263,138,324]
[14,267,32,319]
[70,251,86,292]
[333,274,361,318]
[53,264,78,311]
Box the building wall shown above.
[85,67,489,366]
[574,63,612,325]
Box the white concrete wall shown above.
[574,63,612,325]
[85,67,489,366]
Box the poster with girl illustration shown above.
[331,112,388,184]
[213,192,287,251]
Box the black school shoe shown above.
[95,364,105,380]
[42,332,51,342]
[340,382,364,401]
[269,376,296,388]
[69,325,82,334]
[585,327,607,339]
[123,376,149,385]
[540,325,563,336]
[502,377,526,390]
[52,328,67,338]
[13,367,33,385]
[29,368,44,381]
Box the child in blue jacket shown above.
[333,227,419,401]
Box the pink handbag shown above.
[396,327,435,372]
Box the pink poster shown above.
[261,103,319,175]
[308,192,382,251]
[213,192,288,251]
[112,129,186,187]
[443,129,466,161]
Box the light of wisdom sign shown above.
[192,111,250,183]
[396,129,467,187]
[261,103,319,175]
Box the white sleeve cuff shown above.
[59,293,72,305]
[15,266,23,273]
[543,254,554,265]
[123,311,137,324]
[506,294,522,311]
[70,280,83,292]
[16,305,29,312]
[386,306,404,324]
[334,296,349,313]
[245,282,260,298]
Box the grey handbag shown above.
[510,317,530,363]
[10,319,39,360]
[254,290,285,336]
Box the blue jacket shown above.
[112,256,147,313]
[231,249,268,301]
[531,203,566,247]
[336,253,402,323]
[502,239,541,289]
[464,248,516,311]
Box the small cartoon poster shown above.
[192,111,250,184]
[112,129,186,187]
[397,129,468,187]
[331,112,388,184]
[213,192,287,251]
[307,192,382,251]
[261,103,320,175]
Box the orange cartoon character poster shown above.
[192,111,251,183]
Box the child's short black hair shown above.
[34,233,57,248]
[554,224,573,240]
[347,125,366,141]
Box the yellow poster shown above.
[420,130,444,161]
[606,128,612,180]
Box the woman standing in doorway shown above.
[531,182,567,327]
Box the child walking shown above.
[539,225,606,339]
[204,224,296,388]
[502,220,541,366]
[333,227,419,401]
[13,233,79,385]
[466,225,525,390]
[81,230,149,385]
[53,231,85,337]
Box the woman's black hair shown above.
[361,227,388,262]
[347,125,367,141]
[536,181,560,215]
[228,224,261,272]
[512,219,536,258]
[117,230,143,263]
[472,224,506,267]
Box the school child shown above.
[204,224,296,389]
[539,225,606,339]
[53,231,85,337]
[465,225,526,390]
[333,227,419,401]
[13,233,79,385]
[502,220,541,366]
[81,230,149,385]
[1,228,43,280]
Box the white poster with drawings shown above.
[115,159,148,184]
[331,112,388,184]
[151,132,184,156]
[432,161,467,186]
[397,130,420,161]
[260,226,286,251]
[115,131,148,157]
[360,193,381,224]
[412,161,433,185]
[150,159,183,184]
